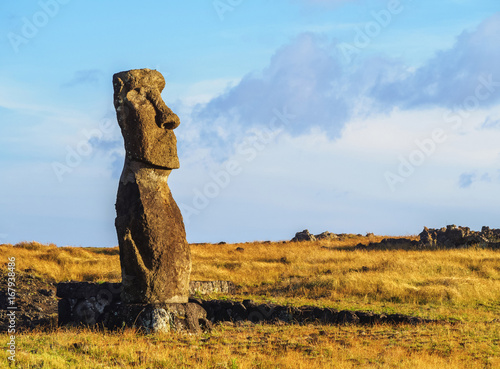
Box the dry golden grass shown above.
[2,322,499,368]
[0,241,121,282]
[2,236,500,319]
[1,236,499,368]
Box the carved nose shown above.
[147,89,180,130]
[156,109,180,130]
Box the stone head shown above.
[113,69,180,169]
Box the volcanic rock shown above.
[291,230,316,242]
[315,231,338,240]
[419,225,495,248]
[113,69,191,304]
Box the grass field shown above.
[1,236,499,368]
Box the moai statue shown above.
[113,69,191,304]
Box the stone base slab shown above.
[57,282,438,332]
[56,281,233,332]
[104,302,210,333]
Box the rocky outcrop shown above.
[480,226,500,240]
[356,238,419,250]
[357,225,500,250]
[419,225,498,248]
[315,231,338,241]
[113,69,191,304]
[291,230,342,242]
[291,230,316,242]
[291,229,370,242]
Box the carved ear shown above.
[113,77,125,95]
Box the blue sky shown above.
[1,0,499,246]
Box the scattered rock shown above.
[291,230,345,242]
[358,225,500,250]
[315,231,338,241]
[356,238,419,250]
[481,226,500,240]
[235,247,245,252]
[291,230,316,242]
[420,225,499,248]
[218,241,227,245]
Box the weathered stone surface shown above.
[419,225,499,248]
[356,238,419,250]
[57,282,121,327]
[56,281,236,299]
[315,231,338,241]
[53,282,439,330]
[199,299,439,325]
[59,294,437,329]
[59,297,209,333]
[291,230,356,242]
[113,69,191,304]
[189,281,236,295]
[291,229,316,242]
[56,281,122,299]
[113,69,180,169]
[357,225,500,250]
[104,302,210,333]
[57,281,234,331]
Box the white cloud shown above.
[190,14,500,149]
[172,105,500,243]
[166,15,500,241]
[372,13,500,108]
[4,11,500,246]
[169,78,241,108]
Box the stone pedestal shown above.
[57,281,235,333]
[56,282,438,329]
[104,302,209,333]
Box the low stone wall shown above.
[57,282,439,331]
[189,280,236,295]
[57,282,121,326]
[199,299,438,325]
